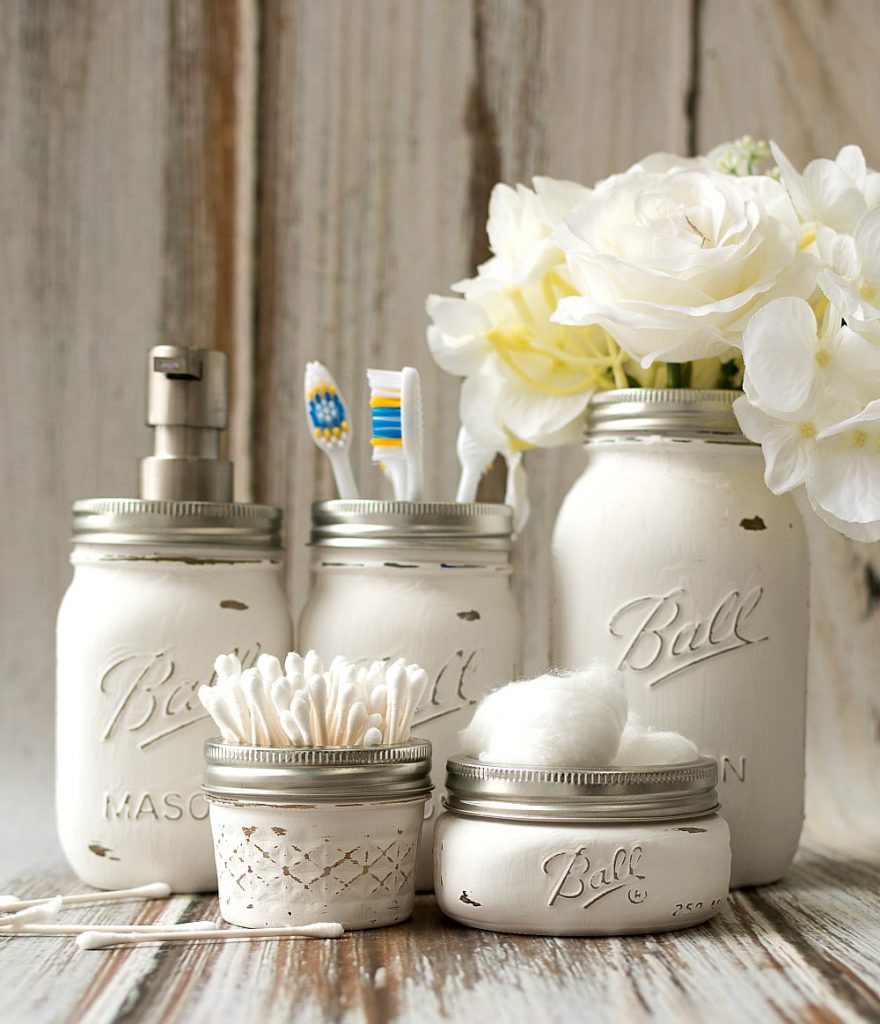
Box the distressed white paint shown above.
[434,811,730,936]
[209,796,426,930]
[553,433,809,888]
[56,545,292,892]
[298,540,521,889]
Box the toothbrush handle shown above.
[330,452,359,499]
[405,457,423,502]
[455,467,480,503]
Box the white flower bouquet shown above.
[427,138,880,541]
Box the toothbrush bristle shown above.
[305,362,350,450]
[368,369,404,460]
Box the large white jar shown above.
[298,500,522,890]
[56,500,292,892]
[551,390,809,888]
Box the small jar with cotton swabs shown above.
[198,649,432,931]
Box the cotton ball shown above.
[459,660,628,767]
[612,717,699,766]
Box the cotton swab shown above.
[384,663,408,742]
[0,921,217,937]
[76,921,345,950]
[0,897,64,927]
[0,882,171,914]
[199,650,430,748]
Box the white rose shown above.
[551,164,816,367]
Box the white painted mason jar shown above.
[298,500,522,890]
[434,755,730,935]
[551,389,809,888]
[56,500,292,892]
[204,739,432,930]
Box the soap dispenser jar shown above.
[56,347,292,892]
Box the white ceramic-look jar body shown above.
[298,501,521,890]
[57,543,292,893]
[203,739,432,930]
[434,755,730,936]
[435,813,730,936]
[209,797,426,930]
[551,392,809,888]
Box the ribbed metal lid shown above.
[72,498,283,548]
[444,755,718,823]
[587,388,749,440]
[203,738,433,804]
[310,500,513,550]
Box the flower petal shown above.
[741,297,817,414]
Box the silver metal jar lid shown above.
[587,388,749,441]
[72,498,283,548]
[203,739,433,804]
[444,755,718,823]
[309,500,513,550]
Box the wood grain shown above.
[252,0,693,674]
[0,0,255,873]
[698,0,880,166]
[0,848,877,1023]
[696,0,880,848]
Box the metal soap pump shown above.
[56,345,292,892]
[140,346,233,502]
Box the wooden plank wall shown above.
[2,0,878,869]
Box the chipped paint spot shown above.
[88,842,120,861]
[740,516,766,531]
[220,599,249,610]
[271,826,287,836]
[459,890,481,906]
[676,827,708,833]
[242,826,256,838]
[457,609,481,621]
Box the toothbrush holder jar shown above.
[298,500,522,891]
[203,739,432,930]
[434,755,730,936]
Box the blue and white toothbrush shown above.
[367,366,424,501]
[304,361,358,499]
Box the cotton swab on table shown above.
[76,921,345,950]
[0,882,171,914]
[0,921,217,937]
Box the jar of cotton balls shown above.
[298,500,521,890]
[433,663,731,936]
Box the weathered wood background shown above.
[2,0,879,878]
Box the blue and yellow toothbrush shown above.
[304,361,359,499]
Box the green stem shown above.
[665,362,693,388]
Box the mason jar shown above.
[434,755,730,935]
[298,500,522,890]
[551,389,809,888]
[204,739,432,930]
[56,499,292,893]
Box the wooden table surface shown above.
[2,840,878,1024]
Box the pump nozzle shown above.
[139,346,234,502]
